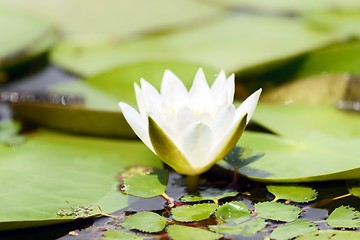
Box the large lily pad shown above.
[0,5,54,75]
[0,130,161,230]
[0,0,222,41]
[219,103,360,182]
[50,14,338,76]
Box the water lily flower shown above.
[119,68,261,191]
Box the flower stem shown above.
[186,175,200,193]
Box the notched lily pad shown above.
[102,229,143,240]
[347,179,360,198]
[326,206,360,229]
[255,201,301,222]
[171,203,218,222]
[121,211,167,233]
[267,184,318,202]
[121,169,169,198]
[167,225,222,240]
[270,220,318,240]
[208,218,267,236]
[297,230,360,240]
[215,201,251,224]
[180,188,238,203]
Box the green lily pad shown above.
[0,5,54,74]
[121,211,167,233]
[121,169,169,198]
[267,185,318,202]
[208,218,267,236]
[215,201,251,224]
[270,220,318,240]
[180,188,238,203]
[167,225,222,240]
[217,103,360,182]
[202,0,360,13]
[171,203,218,222]
[347,180,360,197]
[297,230,360,240]
[255,202,301,222]
[0,130,161,230]
[102,229,143,240]
[294,41,360,79]
[0,0,222,41]
[326,206,360,229]
[50,14,338,76]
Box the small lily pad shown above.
[171,203,218,222]
[167,225,222,240]
[255,202,301,222]
[122,169,169,198]
[347,180,360,198]
[180,188,238,203]
[297,230,360,240]
[326,206,360,229]
[209,218,267,236]
[267,185,318,203]
[215,201,251,224]
[102,229,143,240]
[270,220,318,240]
[121,211,167,233]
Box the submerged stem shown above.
[186,175,200,193]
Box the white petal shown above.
[180,122,213,170]
[140,78,162,115]
[173,107,197,132]
[119,102,154,152]
[189,68,217,114]
[234,88,262,124]
[161,70,189,109]
[210,104,236,140]
[134,83,147,117]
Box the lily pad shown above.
[326,206,360,229]
[218,103,360,182]
[267,185,318,202]
[167,225,222,240]
[255,202,301,222]
[270,220,318,240]
[121,211,167,233]
[171,203,218,222]
[215,201,251,224]
[0,130,161,230]
[0,0,222,41]
[0,5,54,74]
[297,230,360,239]
[180,188,238,203]
[208,218,267,236]
[50,14,338,76]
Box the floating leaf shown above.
[347,180,360,198]
[293,41,360,79]
[270,220,318,240]
[267,185,318,202]
[0,121,24,146]
[167,225,222,240]
[223,146,264,169]
[326,206,360,229]
[0,4,55,78]
[220,103,360,183]
[122,169,169,198]
[209,219,267,236]
[0,130,162,230]
[171,203,218,222]
[1,0,221,41]
[180,188,238,203]
[297,230,360,240]
[51,14,338,76]
[121,211,167,233]
[215,202,251,224]
[102,229,143,240]
[255,202,301,222]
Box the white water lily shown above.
[119,69,261,177]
